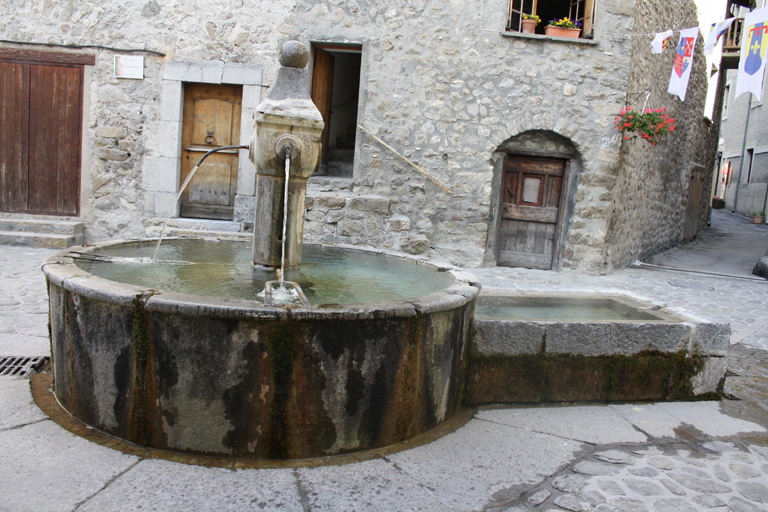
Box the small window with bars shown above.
[507,0,596,39]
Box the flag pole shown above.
[732,92,752,214]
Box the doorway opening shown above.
[310,44,362,178]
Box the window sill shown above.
[500,31,599,45]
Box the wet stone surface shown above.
[504,443,768,511]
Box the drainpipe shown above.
[733,92,752,213]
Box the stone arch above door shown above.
[483,130,582,270]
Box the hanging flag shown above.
[704,18,736,56]
[735,7,768,101]
[652,30,674,54]
[668,27,699,101]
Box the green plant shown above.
[548,17,581,29]
[751,211,765,217]
[522,14,541,23]
[614,107,675,145]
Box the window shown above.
[723,84,730,118]
[507,0,595,38]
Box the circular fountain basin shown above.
[43,239,479,460]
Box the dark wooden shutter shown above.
[0,52,86,216]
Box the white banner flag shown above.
[668,27,699,101]
[704,18,736,57]
[735,7,768,101]
[652,30,674,54]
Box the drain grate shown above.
[0,356,48,377]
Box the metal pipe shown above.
[152,144,249,260]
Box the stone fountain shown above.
[42,42,480,460]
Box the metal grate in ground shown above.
[0,356,48,377]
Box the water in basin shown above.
[74,239,455,306]
[474,295,674,322]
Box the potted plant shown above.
[521,14,541,34]
[545,17,582,38]
[751,211,765,224]
[712,197,725,209]
[614,107,675,145]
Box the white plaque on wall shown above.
[114,55,144,79]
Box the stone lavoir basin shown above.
[43,239,479,460]
[466,290,729,405]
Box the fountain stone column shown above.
[251,41,324,269]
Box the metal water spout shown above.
[251,41,324,269]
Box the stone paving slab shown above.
[77,459,303,512]
[0,420,139,512]
[387,418,586,511]
[477,405,649,445]
[297,458,451,511]
[653,401,768,438]
[0,377,47,430]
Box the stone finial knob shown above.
[279,41,310,69]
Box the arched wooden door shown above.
[496,155,568,270]
[180,83,242,220]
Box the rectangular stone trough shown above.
[465,290,730,405]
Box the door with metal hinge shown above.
[496,155,568,270]
[180,83,242,220]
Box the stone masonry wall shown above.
[604,0,720,269]
[292,0,635,269]
[2,0,295,241]
[2,0,714,270]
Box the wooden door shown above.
[180,83,242,220]
[683,168,705,242]
[311,48,334,161]
[0,61,82,215]
[497,155,567,270]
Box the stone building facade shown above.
[0,0,719,272]
[717,67,768,217]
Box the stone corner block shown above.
[400,234,430,255]
[142,155,179,193]
[162,61,203,82]
[201,61,225,84]
[690,357,727,396]
[160,80,184,122]
[347,195,391,214]
[690,323,730,356]
[153,192,179,218]
[472,320,545,356]
[386,214,411,232]
[545,322,691,356]
[222,63,264,86]
[95,126,128,139]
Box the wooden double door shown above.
[0,59,84,215]
[496,155,568,270]
[180,83,242,220]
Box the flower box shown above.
[545,26,581,38]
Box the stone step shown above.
[147,218,244,233]
[144,226,252,241]
[0,219,84,236]
[0,231,81,249]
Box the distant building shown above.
[716,0,768,219]
[0,0,721,271]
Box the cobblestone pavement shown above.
[1,234,768,511]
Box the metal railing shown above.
[723,17,744,54]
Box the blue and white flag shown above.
[668,27,698,101]
[704,18,736,57]
[652,30,674,54]
[735,7,768,101]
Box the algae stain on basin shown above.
[43,240,479,459]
